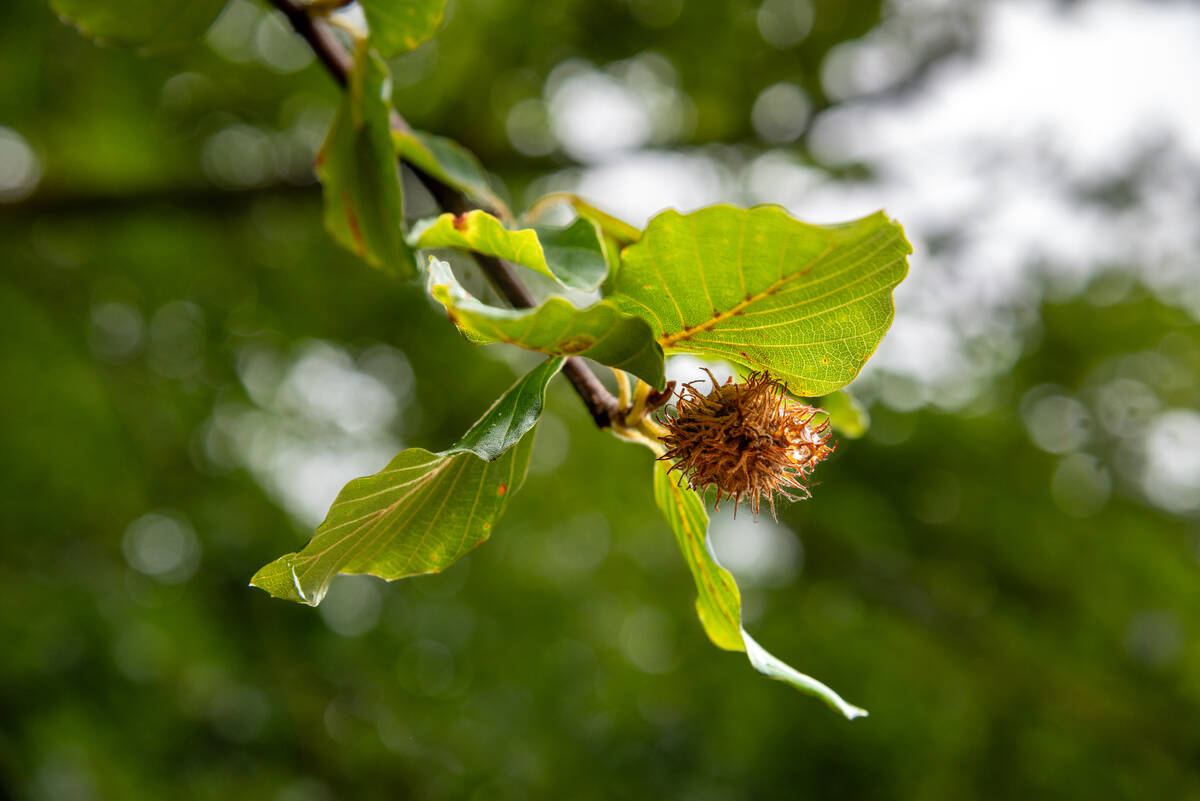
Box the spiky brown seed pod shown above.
[658,369,835,519]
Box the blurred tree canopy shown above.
[2,0,1199,799]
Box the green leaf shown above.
[250,358,562,605]
[536,218,609,290]
[565,197,641,247]
[522,195,639,290]
[360,0,447,57]
[448,357,564,460]
[49,0,227,51]
[817,389,870,439]
[427,257,665,388]
[526,193,643,246]
[317,43,414,278]
[250,445,527,605]
[652,461,868,719]
[608,205,912,397]
[653,461,742,652]
[393,129,510,219]
[411,211,608,290]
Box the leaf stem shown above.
[612,368,632,409]
[269,0,619,428]
[609,376,673,451]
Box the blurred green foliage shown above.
[2,0,1199,799]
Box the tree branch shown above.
[271,0,351,87]
[269,0,618,427]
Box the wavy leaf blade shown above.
[317,44,414,278]
[427,257,664,388]
[609,205,911,397]
[652,461,868,719]
[360,0,447,57]
[251,359,560,605]
[412,211,607,290]
[536,218,610,290]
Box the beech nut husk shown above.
[658,369,835,519]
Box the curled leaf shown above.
[426,256,664,388]
[411,210,608,290]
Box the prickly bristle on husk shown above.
[657,369,835,519]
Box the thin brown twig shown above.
[271,0,351,87]
[269,0,619,427]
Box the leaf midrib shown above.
[294,456,452,582]
[655,225,895,348]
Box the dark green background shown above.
[2,0,1198,798]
